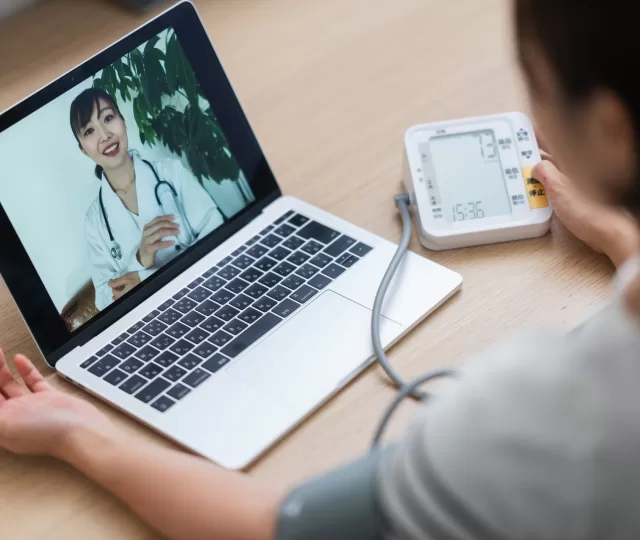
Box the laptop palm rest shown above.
[228,290,401,410]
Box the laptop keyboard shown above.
[79,211,373,413]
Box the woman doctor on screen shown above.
[70,88,224,310]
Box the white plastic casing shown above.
[403,112,552,250]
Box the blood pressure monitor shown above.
[403,112,551,250]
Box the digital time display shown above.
[429,130,511,222]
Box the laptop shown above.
[0,1,461,468]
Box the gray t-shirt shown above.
[277,257,640,539]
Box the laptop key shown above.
[258,272,282,288]
[283,236,305,251]
[193,341,217,359]
[157,299,174,311]
[255,256,277,272]
[121,358,144,374]
[183,368,211,389]
[288,213,310,227]
[280,274,305,291]
[322,263,346,279]
[151,396,176,413]
[167,383,191,401]
[158,308,181,325]
[239,307,262,324]
[96,343,114,357]
[135,345,160,362]
[188,286,212,303]
[309,253,332,268]
[253,295,278,312]
[112,343,136,360]
[215,305,239,322]
[209,330,233,347]
[231,254,255,270]
[172,288,190,301]
[271,299,301,319]
[300,240,323,255]
[202,276,226,292]
[80,356,99,369]
[112,332,129,346]
[169,339,195,356]
[307,274,332,290]
[200,315,225,333]
[226,278,250,294]
[174,298,198,314]
[128,331,153,348]
[324,235,357,257]
[273,223,296,238]
[295,264,319,279]
[167,322,189,339]
[267,285,290,302]
[155,351,179,367]
[128,321,146,333]
[150,333,176,351]
[202,267,218,278]
[221,313,282,359]
[289,285,318,304]
[239,267,263,283]
[185,328,209,345]
[195,299,221,317]
[219,255,234,267]
[88,355,120,377]
[181,311,206,328]
[246,243,268,259]
[349,242,373,257]
[138,363,164,379]
[268,246,292,262]
[217,265,242,280]
[178,354,202,371]
[142,320,168,337]
[297,221,340,244]
[274,210,294,225]
[120,374,146,395]
[135,378,171,404]
[336,253,359,268]
[260,225,275,235]
[142,310,160,324]
[229,294,252,311]
[245,235,261,247]
[201,354,231,374]
[260,234,281,249]
[272,261,296,277]
[211,289,235,305]
[287,250,310,266]
[104,369,128,386]
[188,277,204,289]
[245,283,268,299]
[224,319,249,336]
[162,365,187,382]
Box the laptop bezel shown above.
[0,1,281,366]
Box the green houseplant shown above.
[93,29,250,205]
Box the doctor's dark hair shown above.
[69,88,124,179]
[515,0,640,207]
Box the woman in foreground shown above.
[3,1,640,539]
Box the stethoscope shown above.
[98,159,180,261]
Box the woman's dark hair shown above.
[69,88,124,179]
[516,0,640,206]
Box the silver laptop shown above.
[0,1,461,468]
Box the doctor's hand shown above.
[0,348,114,460]
[109,271,141,301]
[137,215,181,269]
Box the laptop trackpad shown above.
[228,291,400,410]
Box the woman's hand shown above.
[137,215,181,268]
[109,271,142,301]
[533,157,640,268]
[0,349,113,460]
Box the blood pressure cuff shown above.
[275,448,388,540]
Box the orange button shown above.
[521,165,548,209]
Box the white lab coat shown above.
[85,152,224,311]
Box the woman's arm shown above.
[0,351,283,540]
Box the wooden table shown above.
[0,0,614,538]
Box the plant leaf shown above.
[144,35,160,55]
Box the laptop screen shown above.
[0,27,257,334]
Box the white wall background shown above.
[0,31,253,312]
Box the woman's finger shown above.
[146,227,181,245]
[149,241,175,255]
[142,217,177,237]
[14,355,52,393]
[143,223,180,240]
[0,348,27,399]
